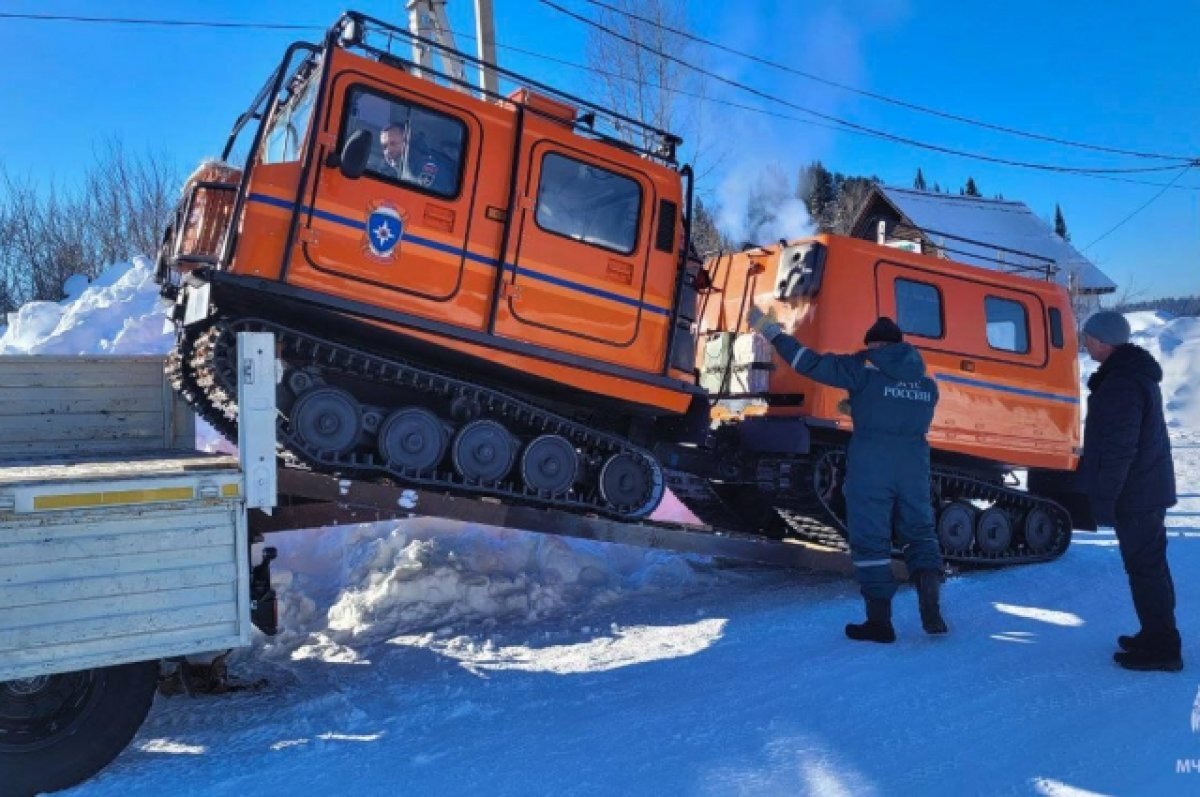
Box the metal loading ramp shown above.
[250,468,876,576]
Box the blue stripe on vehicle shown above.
[500,264,669,316]
[246,193,670,317]
[934,372,1080,405]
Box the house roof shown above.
[858,186,1117,293]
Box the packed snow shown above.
[0,259,171,357]
[5,265,1200,796]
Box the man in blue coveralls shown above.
[747,306,947,643]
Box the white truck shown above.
[0,334,277,796]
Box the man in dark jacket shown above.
[1077,310,1180,671]
[748,307,946,643]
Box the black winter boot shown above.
[912,569,948,635]
[1114,629,1183,672]
[1118,631,1150,652]
[845,598,896,644]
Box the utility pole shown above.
[474,0,499,97]
[405,0,467,86]
[405,0,499,100]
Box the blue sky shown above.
[1,0,1196,299]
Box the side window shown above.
[338,86,466,198]
[895,278,943,338]
[535,152,642,254]
[262,70,321,164]
[1048,307,1064,348]
[985,296,1030,353]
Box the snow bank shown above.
[1080,310,1200,429]
[1131,314,1200,430]
[256,520,718,664]
[1125,309,1176,334]
[0,259,173,356]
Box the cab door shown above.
[491,140,658,367]
[285,54,483,322]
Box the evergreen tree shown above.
[963,177,981,197]
[797,161,836,231]
[1115,295,1200,316]
[932,181,942,193]
[1054,203,1071,242]
[689,196,731,256]
[913,168,927,191]
[829,173,881,234]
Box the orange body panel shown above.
[226,48,689,415]
[698,235,1081,471]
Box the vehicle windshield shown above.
[261,66,322,164]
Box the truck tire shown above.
[0,660,160,796]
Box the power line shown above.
[6,7,1198,192]
[0,11,918,156]
[578,0,1196,164]
[485,34,1200,192]
[0,12,320,31]
[1081,166,1193,252]
[540,0,1200,177]
[0,7,833,147]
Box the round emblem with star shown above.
[363,202,405,261]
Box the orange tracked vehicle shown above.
[158,11,1085,565]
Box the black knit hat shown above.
[864,316,903,345]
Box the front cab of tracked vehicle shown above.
[155,12,710,522]
[159,13,701,424]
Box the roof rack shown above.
[329,11,682,166]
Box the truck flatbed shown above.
[0,449,239,486]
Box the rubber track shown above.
[178,317,665,521]
[762,449,1072,567]
[168,318,1071,566]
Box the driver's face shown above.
[381,127,407,162]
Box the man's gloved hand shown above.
[746,304,783,341]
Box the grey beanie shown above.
[1082,311,1131,346]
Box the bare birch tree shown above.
[0,141,179,312]
[585,0,684,152]
[583,0,724,177]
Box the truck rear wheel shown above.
[0,660,159,796]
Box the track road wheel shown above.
[1022,506,1058,554]
[291,386,362,456]
[520,434,579,496]
[813,449,847,520]
[0,660,159,796]
[377,407,447,472]
[976,506,1014,556]
[598,452,662,518]
[452,419,517,483]
[937,501,977,555]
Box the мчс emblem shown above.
[363,201,405,262]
